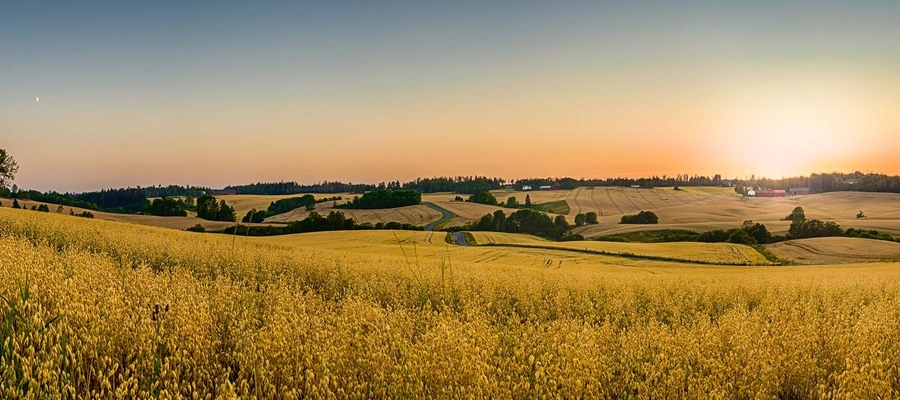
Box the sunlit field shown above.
[4,207,900,398]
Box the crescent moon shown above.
[35,97,39,102]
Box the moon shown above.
[35,97,39,102]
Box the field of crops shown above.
[467,231,770,265]
[766,236,900,264]
[4,207,900,398]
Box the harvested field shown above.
[766,237,900,264]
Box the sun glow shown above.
[713,80,867,178]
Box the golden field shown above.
[766,236,900,265]
[4,207,900,398]
[11,189,900,239]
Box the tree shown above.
[0,149,18,190]
[741,220,772,244]
[784,206,806,222]
[217,200,236,222]
[585,212,599,224]
[574,213,586,226]
[505,196,518,208]
[196,195,219,220]
[727,229,757,245]
[56,204,64,213]
[698,230,729,243]
[37,204,50,212]
[788,218,843,239]
[524,194,532,208]
[466,190,497,206]
[620,211,659,224]
[492,210,506,231]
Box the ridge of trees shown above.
[620,211,659,224]
[457,209,574,241]
[335,190,421,210]
[223,211,423,236]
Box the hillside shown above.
[467,231,770,265]
[5,207,900,396]
[766,237,900,265]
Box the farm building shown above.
[521,185,533,191]
[746,189,757,196]
[756,189,786,198]
[539,186,552,190]
[551,182,562,190]
[789,188,811,196]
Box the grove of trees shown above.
[620,211,659,224]
[196,195,236,222]
[336,190,421,209]
[469,209,572,240]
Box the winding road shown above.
[423,202,453,231]
[451,232,469,246]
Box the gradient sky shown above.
[2,1,899,192]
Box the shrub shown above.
[186,224,206,233]
[698,230,729,243]
[620,211,659,224]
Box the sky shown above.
[2,1,899,192]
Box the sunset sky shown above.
[2,1,899,192]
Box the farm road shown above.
[451,232,469,246]
[423,202,453,231]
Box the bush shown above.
[584,212,599,224]
[620,211,659,224]
[186,224,206,233]
[698,230,729,243]
[783,206,806,222]
[559,233,585,241]
[727,229,758,245]
[788,219,843,239]
[466,190,497,206]
[741,220,772,244]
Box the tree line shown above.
[336,190,421,209]
[222,211,422,236]
[242,195,342,223]
[458,209,580,241]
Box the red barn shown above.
[756,189,786,198]
[789,188,810,196]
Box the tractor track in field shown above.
[649,188,676,207]
[619,188,642,213]
[571,189,583,215]
[635,188,656,210]
[606,188,624,214]
[590,187,604,216]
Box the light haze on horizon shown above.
[2,1,899,192]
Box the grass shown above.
[592,229,701,243]
[530,200,570,215]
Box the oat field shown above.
[3,207,900,398]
